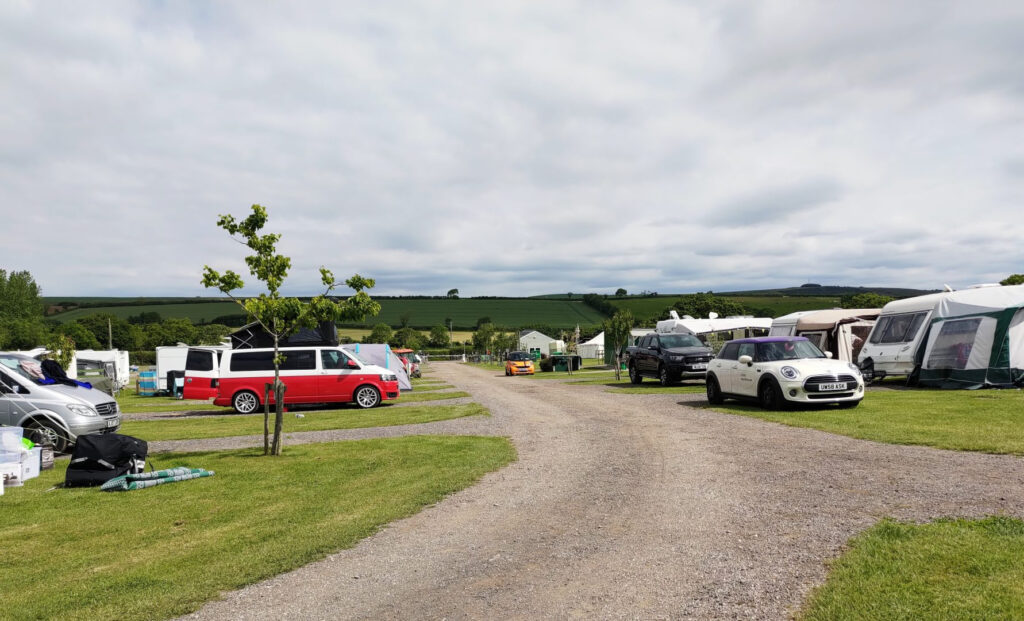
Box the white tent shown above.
[917,284,1024,388]
[577,332,605,359]
[342,343,413,391]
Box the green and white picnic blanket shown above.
[101,467,214,492]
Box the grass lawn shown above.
[118,392,222,414]
[708,388,1024,454]
[409,383,455,392]
[399,391,471,403]
[0,437,516,620]
[119,403,488,441]
[802,517,1024,620]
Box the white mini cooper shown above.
[705,337,864,409]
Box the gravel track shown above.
[181,363,1024,620]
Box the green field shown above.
[607,295,843,320]
[52,301,243,324]
[49,297,608,329]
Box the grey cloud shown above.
[702,178,843,226]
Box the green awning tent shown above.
[916,284,1024,389]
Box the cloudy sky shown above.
[2,1,1023,298]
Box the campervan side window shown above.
[768,326,793,337]
[280,350,317,371]
[230,351,275,372]
[926,319,982,370]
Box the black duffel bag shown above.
[64,433,148,488]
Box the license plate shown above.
[690,363,707,370]
[105,418,118,428]
[818,382,847,391]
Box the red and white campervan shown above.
[213,346,400,413]
[182,347,226,400]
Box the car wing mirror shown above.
[825,351,833,359]
[738,355,753,366]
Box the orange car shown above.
[505,351,535,376]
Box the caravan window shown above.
[875,312,928,344]
[769,326,793,337]
[926,319,983,370]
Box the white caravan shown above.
[856,293,947,380]
[770,309,879,363]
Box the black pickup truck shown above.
[625,332,715,385]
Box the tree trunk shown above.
[263,383,272,455]
[271,381,286,455]
[614,351,622,381]
[271,332,284,456]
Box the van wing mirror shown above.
[346,359,360,368]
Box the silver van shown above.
[0,352,121,452]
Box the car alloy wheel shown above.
[659,365,672,386]
[629,364,642,384]
[233,390,260,414]
[758,379,783,411]
[355,385,381,409]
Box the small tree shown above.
[45,333,76,372]
[366,323,394,344]
[202,205,380,455]
[840,292,893,309]
[1001,274,1024,286]
[428,325,451,348]
[472,322,497,353]
[603,309,634,381]
[447,288,459,299]
[615,288,627,297]
[394,327,424,349]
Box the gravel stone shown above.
[179,363,1024,620]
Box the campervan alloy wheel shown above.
[232,390,260,414]
[24,420,69,454]
[354,385,381,409]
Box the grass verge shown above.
[399,391,470,403]
[408,384,455,392]
[0,437,516,620]
[118,392,221,414]
[708,388,1024,454]
[802,517,1024,620]
[119,403,488,441]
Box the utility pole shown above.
[107,318,113,350]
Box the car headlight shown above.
[380,373,397,382]
[847,363,862,375]
[780,366,800,380]
[67,403,98,417]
